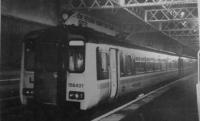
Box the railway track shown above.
[0,78,21,114]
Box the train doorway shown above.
[109,49,118,98]
[34,42,66,105]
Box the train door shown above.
[109,49,118,98]
[34,42,66,105]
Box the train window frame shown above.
[68,40,86,73]
[120,52,126,77]
[125,55,132,76]
[146,57,154,73]
[24,40,36,71]
[131,55,136,75]
[96,47,110,80]
[154,58,161,71]
[135,56,146,74]
[120,52,136,77]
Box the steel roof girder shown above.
[145,7,198,22]
[68,0,197,9]
[160,20,198,31]
[173,36,199,42]
[164,30,199,36]
[123,0,197,7]
[177,36,198,39]
[69,0,118,9]
[66,0,198,51]
[124,7,145,20]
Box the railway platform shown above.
[1,73,198,121]
[94,73,199,121]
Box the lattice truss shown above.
[146,5,198,48]
[68,0,197,8]
[67,0,198,49]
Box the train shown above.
[20,25,196,110]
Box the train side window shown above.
[125,55,132,76]
[135,57,145,74]
[68,46,85,72]
[154,59,161,71]
[24,40,35,70]
[96,48,109,80]
[161,59,167,71]
[146,58,154,72]
[172,60,178,69]
[158,59,162,71]
[120,53,125,77]
[131,56,136,75]
[168,61,172,70]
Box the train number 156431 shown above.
[68,83,84,88]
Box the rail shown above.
[0,78,20,82]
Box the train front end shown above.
[20,28,69,106]
[66,40,88,109]
[20,27,96,110]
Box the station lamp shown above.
[61,10,75,23]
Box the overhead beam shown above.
[121,0,197,7]
[68,0,118,9]
[173,36,199,41]
[160,20,198,31]
[164,30,198,36]
[145,7,198,22]
[68,0,197,9]
[66,0,198,50]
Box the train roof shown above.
[24,26,69,43]
[67,25,178,56]
[24,25,186,57]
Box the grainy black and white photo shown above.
[1,0,200,121]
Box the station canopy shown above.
[62,0,198,55]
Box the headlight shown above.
[23,88,34,96]
[69,91,84,100]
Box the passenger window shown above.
[154,59,161,71]
[172,60,178,69]
[168,61,172,70]
[160,59,166,71]
[146,58,154,72]
[120,53,125,77]
[135,57,145,74]
[125,55,132,75]
[25,40,35,70]
[131,56,136,75]
[96,48,109,80]
[69,47,85,72]
[120,54,136,76]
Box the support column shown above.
[197,0,200,120]
[197,51,200,121]
[0,0,2,70]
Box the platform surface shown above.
[101,73,199,121]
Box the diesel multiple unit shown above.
[20,25,196,110]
